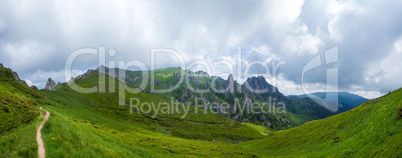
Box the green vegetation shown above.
[0,67,41,133]
[0,67,43,157]
[240,88,402,157]
[0,113,43,157]
[36,71,266,157]
[1,65,401,157]
[103,67,337,130]
[242,123,271,136]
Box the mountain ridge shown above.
[1,63,401,157]
[84,66,343,129]
[288,91,369,113]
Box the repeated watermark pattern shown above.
[64,46,338,118]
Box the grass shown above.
[39,97,262,157]
[1,66,401,157]
[0,67,41,133]
[242,123,271,136]
[240,88,402,157]
[0,110,43,158]
[0,67,42,158]
[108,67,339,130]
[35,71,267,157]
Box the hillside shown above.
[35,70,271,157]
[0,67,41,132]
[1,64,401,157]
[0,65,272,157]
[96,66,337,130]
[240,88,402,157]
[0,66,42,157]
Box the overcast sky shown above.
[1,0,401,98]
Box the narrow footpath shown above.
[37,107,50,158]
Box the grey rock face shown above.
[180,90,188,101]
[222,74,235,93]
[173,71,182,77]
[68,77,74,83]
[76,70,94,80]
[243,76,273,92]
[5,68,21,81]
[186,75,199,84]
[242,76,287,103]
[95,65,108,73]
[195,70,210,78]
[11,71,20,81]
[2,65,25,84]
[45,78,57,91]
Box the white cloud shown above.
[363,37,402,92]
[0,0,401,97]
[21,69,84,89]
[1,40,55,72]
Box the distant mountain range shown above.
[79,66,357,129]
[288,92,369,113]
[1,63,400,157]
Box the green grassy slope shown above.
[0,67,43,157]
[240,88,402,157]
[101,66,337,130]
[37,71,267,157]
[0,113,43,157]
[2,65,400,157]
[0,67,41,133]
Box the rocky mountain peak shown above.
[95,65,108,73]
[244,76,274,92]
[45,77,57,90]
[241,75,286,103]
[8,69,21,81]
[224,74,235,93]
[227,74,234,83]
[195,70,210,77]
[75,69,94,80]
[1,64,26,85]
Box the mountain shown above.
[288,91,369,113]
[95,66,337,130]
[0,66,41,133]
[0,65,42,157]
[241,88,402,157]
[1,64,401,157]
[1,65,267,157]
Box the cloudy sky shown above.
[1,0,401,98]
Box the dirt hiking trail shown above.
[37,107,50,158]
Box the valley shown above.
[1,64,401,157]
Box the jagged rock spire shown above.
[45,78,56,91]
[225,74,235,93]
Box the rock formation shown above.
[75,70,94,80]
[5,68,21,81]
[223,74,235,93]
[45,78,56,90]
